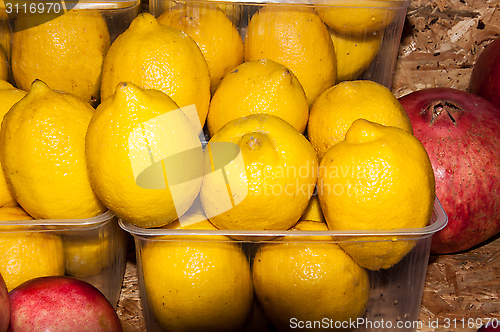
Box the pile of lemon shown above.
[0,3,436,331]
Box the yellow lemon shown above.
[330,28,383,82]
[0,79,13,90]
[0,5,11,65]
[207,59,309,136]
[245,6,336,106]
[101,13,210,129]
[0,80,106,219]
[299,195,325,223]
[200,114,318,231]
[11,10,110,104]
[316,0,398,35]
[318,119,436,270]
[0,45,7,81]
[0,84,26,208]
[0,206,64,291]
[253,221,370,331]
[62,232,110,278]
[86,82,203,229]
[161,195,208,229]
[141,219,253,332]
[158,3,244,94]
[307,80,413,159]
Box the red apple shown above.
[398,87,500,254]
[0,274,9,332]
[8,276,123,332]
[468,37,500,110]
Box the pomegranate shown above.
[398,87,500,254]
[468,37,500,110]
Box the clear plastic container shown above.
[121,198,448,332]
[0,211,128,309]
[149,0,411,89]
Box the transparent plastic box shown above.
[120,198,448,332]
[149,0,411,89]
[0,211,128,308]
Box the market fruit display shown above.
[0,2,434,331]
[398,87,500,254]
[468,36,500,110]
[318,119,436,270]
[8,276,123,332]
[0,273,8,332]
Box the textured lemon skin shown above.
[207,59,309,136]
[101,13,211,128]
[86,82,202,228]
[0,84,27,207]
[11,10,110,103]
[158,4,244,94]
[308,80,413,159]
[318,119,435,270]
[0,80,106,219]
[141,219,254,332]
[0,206,64,292]
[253,221,370,331]
[201,114,318,231]
[245,6,336,106]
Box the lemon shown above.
[318,119,436,270]
[207,59,309,136]
[0,45,7,81]
[0,79,12,90]
[253,221,370,331]
[11,10,110,104]
[161,195,208,229]
[0,6,11,69]
[101,13,210,129]
[63,233,110,278]
[86,81,203,229]
[141,219,253,332]
[300,195,325,223]
[200,114,318,231]
[0,206,64,291]
[316,0,398,35]
[158,3,244,94]
[0,80,106,219]
[245,6,336,106]
[307,80,413,159]
[0,84,26,208]
[330,28,383,82]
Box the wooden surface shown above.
[116,0,500,330]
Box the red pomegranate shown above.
[398,87,500,254]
